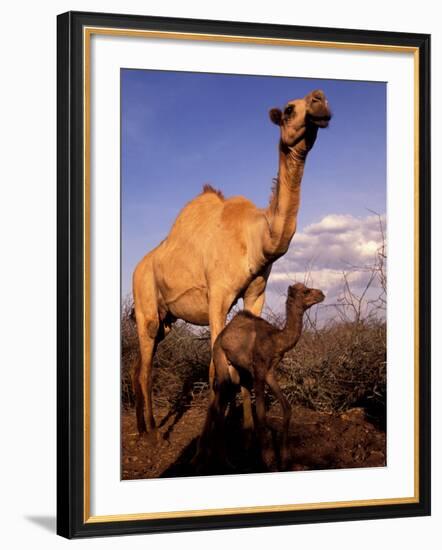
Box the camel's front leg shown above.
[208,293,235,396]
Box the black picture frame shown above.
[57,10,431,539]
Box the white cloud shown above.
[265,213,386,322]
[271,212,386,277]
[304,214,360,235]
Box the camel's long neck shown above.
[265,144,306,258]
[276,299,304,353]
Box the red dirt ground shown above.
[121,399,386,480]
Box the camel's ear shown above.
[288,285,297,297]
[269,108,283,126]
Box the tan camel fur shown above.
[133,89,331,436]
[199,283,325,468]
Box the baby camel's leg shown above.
[243,279,267,432]
[254,378,274,468]
[266,370,292,467]
[211,344,232,456]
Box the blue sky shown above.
[121,69,386,316]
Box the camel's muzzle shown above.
[306,90,332,127]
[307,109,332,128]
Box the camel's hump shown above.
[201,184,225,200]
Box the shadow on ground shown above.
[160,406,268,478]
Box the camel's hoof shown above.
[142,428,160,446]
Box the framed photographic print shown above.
[57,11,431,538]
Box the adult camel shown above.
[133,89,331,437]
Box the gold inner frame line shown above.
[82,26,420,524]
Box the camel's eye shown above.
[284,105,294,116]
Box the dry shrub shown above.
[122,306,385,427]
[121,298,139,408]
[278,320,386,427]
[150,323,211,410]
[121,298,211,411]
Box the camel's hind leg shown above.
[134,319,164,434]
[133,314,164,435]
[132,255,165,436]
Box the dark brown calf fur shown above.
[200,282,325,468]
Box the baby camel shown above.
[202,282,325,467]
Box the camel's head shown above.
[269,90,331,155]
[288,282,325,310]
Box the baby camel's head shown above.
[287,282,325,310]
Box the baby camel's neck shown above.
[275,299,305,353]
